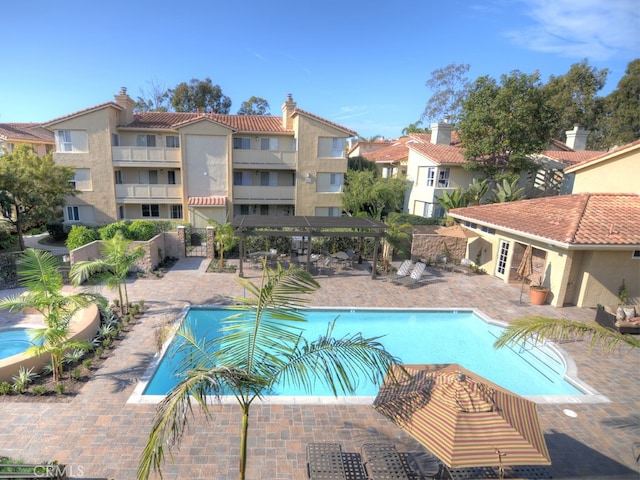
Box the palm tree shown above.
[70,231,144,314]
[382,215,412,274]
[0,249,106,382]
[494,316,640,352]
[435,186,468,225]
[138,264,401,480]
[463,178,490,206]
[209,220,237,270]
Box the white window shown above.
[170,205,183,219]
[70,168,91,191]
[233,171,252,186]
[114,170,123,185]
[167,170,177,185]
[260,138,279,150]
[233,137,251,149]
[66,206,80,222]
[426,167,436,187]
[316,173,343,193]
[142,204,160,217]
[437,168,451,187]
[55,130,87,153]
[318,137,345,158]
[315,207,341,216]
[260,172,277,186]
[140,170,158,184]
[633,250,640,259]
[136,134,156,147]
[166,136,180,148]
[118,205,125,219]
[111,133,120,146]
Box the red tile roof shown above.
[450,193,640,246]
[361,137,413,163]
[187,196,227,206]
[407,132,467,165]
[539,149,604,165]
[0,123,54,143]
[124,112,290,133]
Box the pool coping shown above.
[127,305,609,406]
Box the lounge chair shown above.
[361,443,410,479]
[393,262,427,286]
[307,443,347,480]
[384,260,413,281]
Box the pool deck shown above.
[0,257,638,479]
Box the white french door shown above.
[496,240,510,280]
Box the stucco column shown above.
[206,226,215,259]
[177,226,187,258]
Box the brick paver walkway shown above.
[1,258,638,479]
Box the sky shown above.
[1,0,638,140]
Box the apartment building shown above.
[0,123,54,157]
[45,89,356,228]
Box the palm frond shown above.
[15,249,63,294]
[493,316,640,352]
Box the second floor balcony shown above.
[115,184,182,203]
[112,147,181,167]
[233,149,296,169]
[233,185,295,203]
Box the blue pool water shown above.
[0,328,36,360]
[143,307,583,397]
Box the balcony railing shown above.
[115,184,182,202]
[233,185,295,202]
[112,147,181,167]
[232,150,296,169]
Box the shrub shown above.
[71,368,82,381]
[98,221,130,240]
[128,220,156,241]
[54,383,65,394]
[31,385,48,396]
[46,221,67,241]
[82,358,93,369]
[0,381,12,395]
[12,366,37,393]
[66,225,98,250]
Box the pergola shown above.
[231,215,388,279]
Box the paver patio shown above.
[1,257,638,479]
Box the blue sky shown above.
[1,0,638,140]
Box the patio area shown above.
[0,257,638,479]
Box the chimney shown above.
[565,125,590,151]
[113,87,135,125]
[281,93,296,130]
[430,118,452,145]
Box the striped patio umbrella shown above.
[373,364,551,470]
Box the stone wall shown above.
[410,226,468,264]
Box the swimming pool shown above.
[0,328,36,361]
[136,307,600,404]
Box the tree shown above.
[598,59,640,148]
[381,214,412,273]
[401,121,427,135]
[70,231,145,314]
[342,170,408,220]
[463,178,490,206]
[237,96,270,115]
[169,77,232,114]
[458,70,557,180]
[137,264,400,480]
[347,156,377,172]
[543,59,608,146]
[0,249,105,383]
[0,144,76,250]
[422,62,471,125]
[494,316,640,353]
[435,187,468,225]
[133,79,171,113]
[209,220,237,270]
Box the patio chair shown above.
[384,260,413,281]
[361,443,410,479]
[307,443,347,480]
[393,262,427,286]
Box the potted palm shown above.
[529,275,550,305]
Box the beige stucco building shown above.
[45,89,355,228]
[448,141,640,308]
[0,123,54,157]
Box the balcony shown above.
[112,147,181,167]
[115,184,182,203]
[233,186,295,204]
[232,150,296,169]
